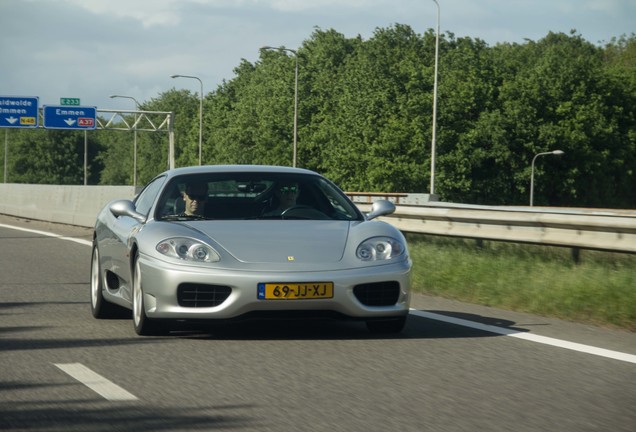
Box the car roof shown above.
[160,165,319,180]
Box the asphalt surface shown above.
[1,214,635,432]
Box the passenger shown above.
[182,181,208,216]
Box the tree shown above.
[95,127,130,185]
[318,24,432,191]
[494,32,634,207]
[8,128,101,185]
[433,34,502,202]
[205,57,294,166]
[297,28,361,172]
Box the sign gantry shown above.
[1,95,175,170]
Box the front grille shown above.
[353,281,400,306]
[177,284,232,308]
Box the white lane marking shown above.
[411,310,636,364]
[55,363,138,401]
[3,223,633,365]
[0,222,92,246]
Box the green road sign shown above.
[60,98,80,106]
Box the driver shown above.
[264,182,299,216]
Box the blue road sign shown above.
[0,96,39,128]
[43,105,96,130]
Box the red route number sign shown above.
[78,118,94,127]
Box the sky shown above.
[1,0,634,112]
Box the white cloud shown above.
[263,0,389,12]
[582,0,623,14]
[60,0,183,27]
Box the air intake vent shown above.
[353,281,400,306]
[177,284,232,308]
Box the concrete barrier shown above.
[0,184,137,228]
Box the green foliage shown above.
[3,128,101,184]
[319,25,431,191]
[4,28,635,208]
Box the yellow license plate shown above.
[257,282,334,300]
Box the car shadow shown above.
[406,310,531,338]
[167,309,532,341]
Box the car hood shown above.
[183,220,351,264]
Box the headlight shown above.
[356,237,405,261]
[156,238,220,263]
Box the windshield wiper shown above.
[161,214,206,221]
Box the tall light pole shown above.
[530,150,564,206]
[171,74,203,165]
[261,46,299,168]
[430,0,440,196]
[110,94,140,187]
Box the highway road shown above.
[1,214,635,432]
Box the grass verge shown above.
[406,234,636,331]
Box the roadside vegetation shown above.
[407,233,636,331]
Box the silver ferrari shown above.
[90,165,412,335]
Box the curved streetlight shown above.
[110,94,140,187]
[260,45,299,168]
[530,150,564,206]
[171,74,203,165]
[430,0,440,197]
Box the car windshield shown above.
[155,172,363,221]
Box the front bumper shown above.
[138,254,411,321]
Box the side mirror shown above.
[109,200,146,223]
[366,199,396,220]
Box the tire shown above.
[90,245,120,319]
[132,252,166,336]
[366,316,407,334]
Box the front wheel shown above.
[132,252,166,336]
[90,245,120,319]
[366,316,407,334]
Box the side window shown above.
[134,176,166,216]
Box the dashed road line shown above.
[54,363,138,401]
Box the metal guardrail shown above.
[346,192,409,204]
[355,201,636,254]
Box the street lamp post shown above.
[109,94,140,187]
[171,74,203,165]
[430,0,440,196]
[530,150,564,206]
[261,46,298,168]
